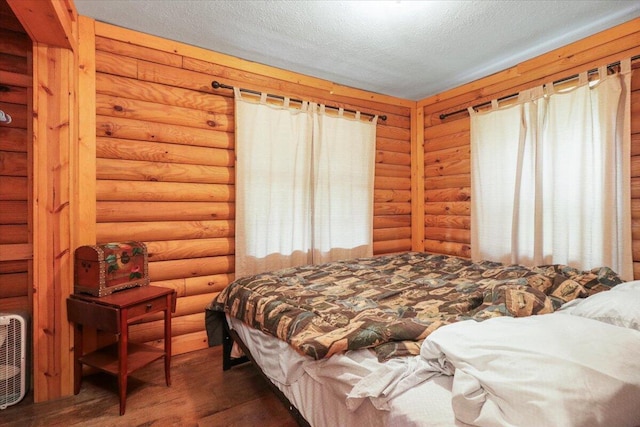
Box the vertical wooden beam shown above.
[76,16,95,246]
[411,104,425,251]
[75,14,99,357]
[26,46,34,348]
[32,42,75,402]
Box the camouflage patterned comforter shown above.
[209,252,621,361]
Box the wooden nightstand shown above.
[67,285,176,415]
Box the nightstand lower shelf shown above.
[79,343,165,376]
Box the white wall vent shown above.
[0,313,27,410]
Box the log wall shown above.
[87,21,414,355]
[0,0,77,401]
[418,18,640,277]
[0,0,31,314]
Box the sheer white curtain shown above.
[234,90,313,278]
[313,105,376,264]
[471,59,633,280]
[235,90,377,278]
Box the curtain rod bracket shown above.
[212,80,386,121]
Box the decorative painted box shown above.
[74,241,149,297]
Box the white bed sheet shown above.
[227,315,464,427]
[419,313,640,427]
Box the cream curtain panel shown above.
[234,90,377,278]
[312,105,376,264]
[471,59,633,280]
[234,91,313,278]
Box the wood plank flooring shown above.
[0,346,298,426]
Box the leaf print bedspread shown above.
[208,252,621,361]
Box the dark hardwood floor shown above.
[0,346,298,426]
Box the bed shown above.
[205,251,640,426]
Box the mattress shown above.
[228,315,468,427]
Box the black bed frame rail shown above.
[221,317,249,370]
[222,318,311,427]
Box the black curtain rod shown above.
[212,81,386,121]
[439,55,640,120]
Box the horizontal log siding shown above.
[0,2,31,314]
[93,25,411,355]
[420,18,640,275]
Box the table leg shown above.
[73,323,83,395]
[164,294,172,387]
[118,309,129,416]
[118,370,127,415]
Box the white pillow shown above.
[570,288,640,330]
[611,280,640,292]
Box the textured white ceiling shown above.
[74,0,640,101]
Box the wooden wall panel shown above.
[0,0,31,315]
[31,42,75,403]
[1,0,78,401]
[419,17,640,276]
[90,22,413,355]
